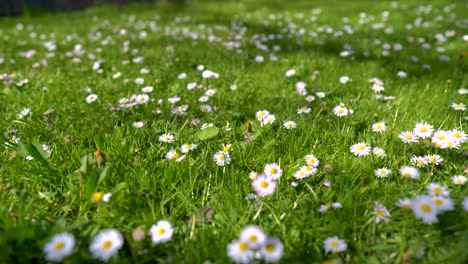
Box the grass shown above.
[0,0,467,263]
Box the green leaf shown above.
[94,134,105,149]
[98,165,111,185]
[84,172,99,199]
[111,182,127,193]
[197,126,219,141]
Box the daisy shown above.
[214,151,231,166]
[374,202,391,223]
[316,92,326,98]
[397,71,407,78]
[132,121,144,128]
[205,89,216,96]
[227,239,254,264]
[134,77,144,85]
[187,82,197,90]
[142,86,153,93]
[304,154,320,167]
[411,195,439,224]
[256,110,270,121]
[285,69,296,77]
[89,229,124,262]
[135,94,149,104]
[396,198,412,210]
[432,130,449,144]
[399,166,420,180]
[305,95,315,102]
[425,154,443,165]
[432,196,454,212]
[168,96,181,104]
[149,220,174,244]
[451,175,467,185]
[323,236,347,253]
[264,163,282,179]
[103,193,112,202]
[43,232,75,262]
[165,149,185,162]
[339,76,351,84]
[294,169,308,180]
[413,122,433,138]
[411,156,427,167]
[372,147,386,158]
[180,143,197,153]
[159,133,175,143]
[439,136,461,149]
[350,142,371,156]
[427,182,449,197]
[201,70,219,79]
[319,204,332,213]
[399,131,419,143]
[252,175,277,197]
[451,102,466,111]
[371,122,386,133]
[375,167,391,178]
[283,121,297,130]
[239,225,266,249]
[18,108,31,119]
[450,129,467,143]
[297,106,311,114]
[371,82,384,93]
[198,96,209,102]
[300,165,317,176]
[263,114,276,125]
[259,237,284,262]
[86,94,98,104]
[177,72,187,79]
[220,144,232,153]
[333,105,349,117]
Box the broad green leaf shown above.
[197,126,219,141]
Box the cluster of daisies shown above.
[248,163,282,198]
[43,220,173,262]
[227,225,284,263]
[398,121,466,149]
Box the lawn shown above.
[0,0,467,263]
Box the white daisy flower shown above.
[180,143,197,153]
[43,232,75,262]
[259,237,284,262]
[399,166,420,180]
[165,149,185,162]
[227,239,254,264]
[411,156,427,167]
[132,121,144,128]
[396,198,412,210]
[149,220,174,244]
[285,69,296,77]
[304,154,319,167]
[89,229,124,262]
[371,122,386,133]
[375,167,391,178]
[399,131,419,143]
[239,225,266,249]
[411,195,439,224]
[373,202,391,223]
[372,147,386,158]
[264,163,282,179]
[135,94,149,104]
[427,182,449,197]
[350,142,371,156]
[323,236,347,253]
[252,175,276,197]
[432,196,454,212]
[86,94,98,104]
[413,122,434,138]
[214,151,231,166]
[451,175,467,185]
[283,121,297,130]
[142,86,154,93]
[425,154,443,165]
[159,133,175,143]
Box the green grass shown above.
[0,0,467,263]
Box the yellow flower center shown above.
[439,136,445,140]
[330,241,339,248]
[270,168,278,174]
[238,242,248,252]
[308,158,315,164]
[248,235,257,242]
[376,210,384,217]
[92,192,103,202]
[420,127,427,132]
[260,181,268,188]
[421,204,432,213]
[433,188,441,194]
[379,170,386,175]
[265,243,275,252]
[453,132,461,138]
[54,241,65,251]
[403,173,411,178]
[158,228,165,235]
[455,179,462,184]
[102,240,112,250]
[172,153,180,159]
[338,109,344,113]
[219,154,225,161]
[434,199,443,206]
[429,157,436,162]
[402,204,411,210]
[357,146,364,151]
[405,134,412,140]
